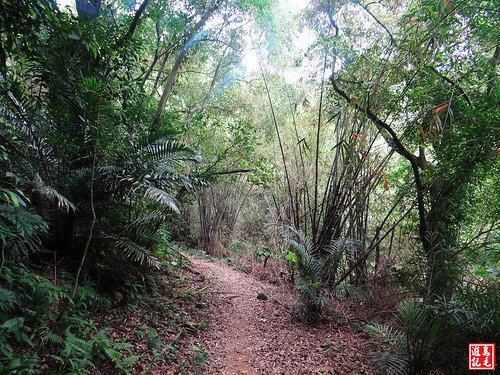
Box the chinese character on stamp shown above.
[469,343,496,371]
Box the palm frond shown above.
[143,186,180,213]
[284,226,331,322]
[142,139,199,164]
[366,323,405,350]
[324,238,362,255]
[395,299,427,335]
[33,174,76,212]
[64,167,92,191]
[125,210,167,230]
[333,283,366,301]
[106,234,161,269]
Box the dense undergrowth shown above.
[0,261,136,373]
[0,251,210,374]
[204,241,500,375]
[0,1,210,371]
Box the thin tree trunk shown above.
[0,242,4,275]
[117,0,150,47]
[72,125,98,299]
[152,50,171,94]
[152,47,189,127]
[142,21,162,85]
[71,70,107,298]
[312,54,327,242]
[254,36,296,227]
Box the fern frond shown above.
[106,234,161,269]
[143,186,180,213]
[42,330,64,345]
[0,286,17,313]
[0,204,47,255]
[367,351,409,375]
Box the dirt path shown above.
[189,256,371,375]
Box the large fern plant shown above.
[55,132,200,281]
[96,136,200,270]
[366,297,497,375]
[285,227,360,323]
[1,52,200,288]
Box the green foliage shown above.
[0,263,135,373]
[0,0,498,372]
[178,343,208,375]
[186,113,272,186]
[285,227,359,323]
[321,0,500,299]
[0,204,48,257]
[0,0,203,292]
[286,230,326,322]
[51,328,137,374]
[366,294,500,374]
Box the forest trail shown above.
[188,256,370,375]
[190,256,260,374]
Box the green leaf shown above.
[3,357,22,372]
[67,32,80,40]
[473,268,491,277]
[285,251,298,263]
[1,317,24,332]
[20,332,34,347]
[5,190,20,207]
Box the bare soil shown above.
[189,256,371,375]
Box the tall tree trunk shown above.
[187,37,234,118]
[152,4,221,128]
[151,50,171,94]
[118,0,150,47]
[152,47,189,127]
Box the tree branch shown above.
[118,0,150,47]
[430,65,472,106]
[360,2,395,45]
[200,168,255,177]
[330,74,431,254]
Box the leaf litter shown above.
[188,256,372,375]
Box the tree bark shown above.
[117,0,150,47]
[152,47,190,128]
[152,4,221,128]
